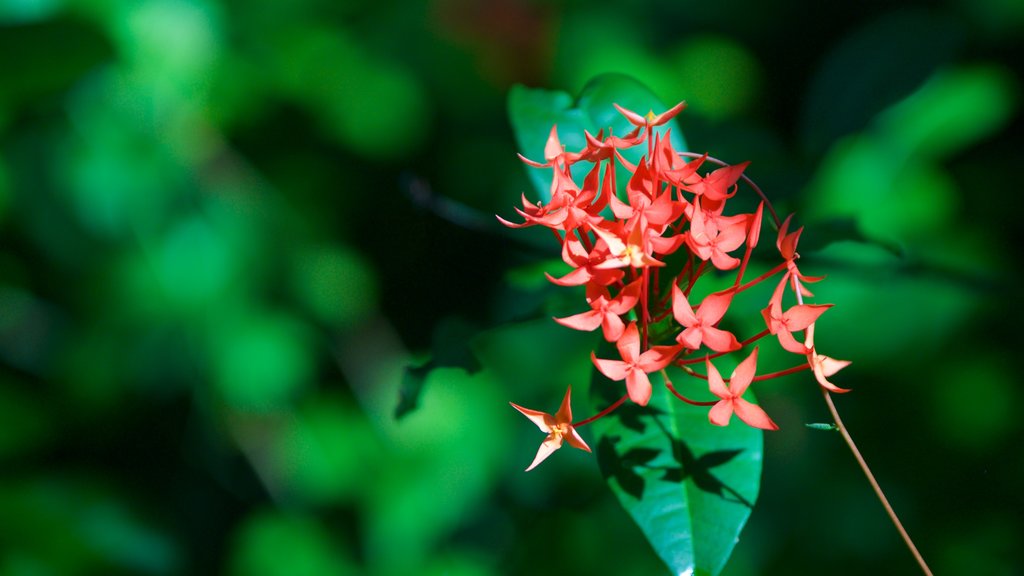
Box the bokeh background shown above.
[1,0,1022,574]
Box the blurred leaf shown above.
[798,216,902,257]
[878,65,1018,160]
[667,35,762,120]
[268,394,379,505]
[803,135,959,243]
[0,380,54,459]
[0,17,112,110]
[270,27,429,159]
[290,243,378,328]
[396,317,481,419]
[0,477,178,575]
[211,311,314,412]
[806,240,981,368]
[228,510,357,576]
[508,74,687,203]
[0,158,10,220]
[472,318,597,398]
[589,367,762,576]
[800,8,962,153]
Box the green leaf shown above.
[589,367,762,576]
[508,74,687,203]
[396,317,481,419]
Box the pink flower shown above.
[672,285,741,352]
[517,125,582,169]
[545,232,625,287]
[776,215,825,296]
[683,161,749,202]
[803,324,851,393]
[592,322,681,406]
[706,348,778,430]
[762,278,832,354]
[684,200,747,270]
[510,386,591,471]
[591,221,666,270]
[613,101,688,129]
[554,280,642,342]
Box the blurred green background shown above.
[1,0,1022,574]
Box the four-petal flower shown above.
[510,386,592,471]
[591,322,681,406]
[706,348,779,430]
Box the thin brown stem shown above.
[821,390,933,576]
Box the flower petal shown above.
[708,400,734,426]
[733,399,779,430]
[705,357,729,399]
[672,284,698,327]
[697,290,734,324]
[729,347,759,396]
[783,304,832,331]
[747,202,764,249]
[565,427,592,452]
[510,402,555,433]
[624,368,652,406]
[637,344,682,373]
[555,385,574,423]
[600,313,626,342]
[616,322,641,364]
[701,326,741,353]
[777,328,809,355]
[591,353,629,382]
[525,435,562,471]
[553,310,604,332]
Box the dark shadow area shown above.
[595,404,752,508]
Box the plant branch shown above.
[821,390,933,576]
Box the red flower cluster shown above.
[503,102,849,470]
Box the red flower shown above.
[517,125,582,169]
[591,221,666,270]
[683,161,749,202]
[776,214,825,296]
[510,386,591,471]
[613,101,688,129]
[706,348,778,430]
[684,200,747,270]
[554,280,642,342]
[592,322,681,406]
[762,278,832,354]
[545,232,624,287]
[672,285,741,352]
[609,160,681,230]
[803,324,851,393]
[582,127,645,162]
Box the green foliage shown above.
[0,1,1021,575]
[590,368,763,576]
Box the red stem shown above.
[734,261,788,294]
[675,329,771,365]
[683,363,810,382]
[665,380,717,406]
[574,394,629,428]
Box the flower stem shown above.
[664,380,717,406]
[678,151,781,227]
[574,393,628,428]
[821,390,933,575]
